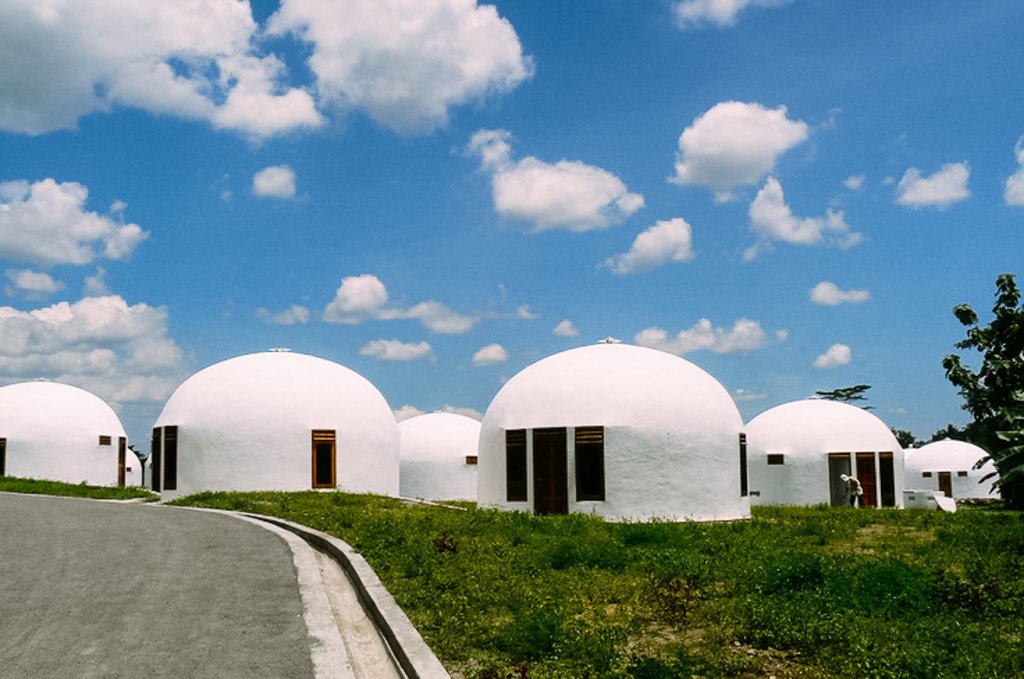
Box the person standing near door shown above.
[840,473,863,507]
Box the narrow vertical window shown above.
[163,426,178,491]
[505,429,527,501]
[739,433,748,497]
[879,452,895,507]
[312,430,336,489]
[150,428,162,492]
[575,426,605,501]
[0,437,6,477]
[118,437,127,488]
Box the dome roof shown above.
[906,439,992,473]
[482,342,741,432]
[399,413,481,462]
[746,399,902,456]
[0,380,125,437]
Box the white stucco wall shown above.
[478,342,749,522]
[399,412,480,501]
[905,440,999,500]
[746,399,905,507]
[0,380,128,486]
[153,350,399,500]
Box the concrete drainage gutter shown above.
[241,512,450,679]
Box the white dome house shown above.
[746,399,905,508]
[399,412,481,501]
[477,341,750,522]
[0,380,131,487]
[151,350,399,501]
[905,440,999,500]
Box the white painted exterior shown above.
[0,380,128,486]
[905,440,999,500]
[478,342,750,522]
[746,399,905,507]
[152,350,399,500]
[399,413,480,501]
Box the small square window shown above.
[465,455,478,465]
[99,435,112,446]
[766,453,785,465]
[922,471,933,478]
[957,470,968,477]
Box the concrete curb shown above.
[239,512,451,679]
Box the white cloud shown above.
[0,295,187,404]
[1005,137,1024,206]
[84,268,109,296]
[4,269,64,298]
[256,304,310,325]
[322,274,477,333]
[253,165,297,199]
[670,101,808,200]
[0,1,321,139]
[673,0,791,28]
[359,339,433,361]
[813,343,852,369]
[635,318,768,356]
[468,129,644,232]
[844,174,865,191]
[744,177,863,260]
[0,179,148,267]
[605,217,694,275]
[472,343,508,366]
[268,0,532,134]
[733,388,768,402]
[553,319,580,337]
[394,404,483,421]
[515,304,539,320]
[895,162,970,209]
[810,281,870,306]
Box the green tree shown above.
[890,428,919,449]
[814,384,873,409]
[942,273,1024,508]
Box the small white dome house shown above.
[399,412,481,501]
[477,341,750,522]
[0,380,131,486]
[151,350,399,501]
[905,440,999,500]
[745,399,905,508]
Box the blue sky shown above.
[1,0,1022,449]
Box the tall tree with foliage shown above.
[814,384,873,409]
[942,273,1024,508]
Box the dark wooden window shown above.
[150,428,162,492]
[505,429,527,502]
[312,430,336,489]
[957,470,968,477]
[163,426,178,491]
[766,453,785,465]
[879,452,895,507]
[922,471,933,478]
[0,437,6,477]
[739,433,748,497]
[465,455,478,465]
[856,452,877,507]
[533,428,568,515]
[99,435,112,446]
[574,426,604,501]
[118,437,127,488]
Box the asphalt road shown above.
[0,493,316,678]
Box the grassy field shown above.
[175,491,1024,678]
[0,475,157,500]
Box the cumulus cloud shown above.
[394,404,483,421]
[4,269,64,298]
[895,162,970,209]
[670,101,808,201]
[673,0,791,28]
[605,217,694,275]
[0,1,321,139]
[635,318,768,356]
[810,281,870,306]
[322,274,477,333]
[253,165,297,199]
[515,304,539,320]
[359,339,433,361]
[0,295,187,404]
[472,343,508,366]
[1005,138,1024,206]
[744,177,863,260]
[468,129,644,232]
[268,0,532,134]
[0,179,148,267]
[813,343,852,369]
[256,304,310,325]
[553,319,580,337]
[844,174,865,191]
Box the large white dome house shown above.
[477,341,750,522]
[151,350,399,501]
[745,399,905,508]
[399,412,481,501]
[905,439,999,500]
[0,380,133,487]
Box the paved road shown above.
[0,493,316,678]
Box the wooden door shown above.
[856,452,877,507]
[533,428,568,515]
[118,437,126,487]
[938,471,952,498]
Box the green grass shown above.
[0,475,157,501]
[174,491,1024,678]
